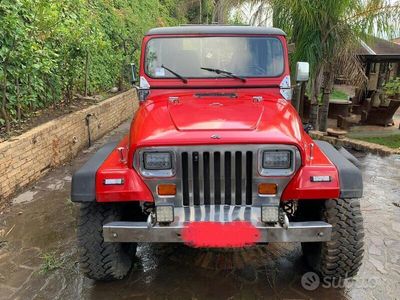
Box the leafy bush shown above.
[0,0,186,133]
[384,77,400,97]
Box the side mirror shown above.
[296,62,309,82]
[130,63,149,103]
[303,123,314,133]
[130,63,137,84]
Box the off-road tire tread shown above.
[77,203,136,281]
[303,198,364,279]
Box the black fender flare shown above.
[315,140,363,198]
[71,141,118,202]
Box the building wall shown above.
[0,90,137,202]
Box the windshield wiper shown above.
[161,64,187,83]
[201,67,246,82]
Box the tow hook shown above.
[147,213,156,228]
[280,212,290,230]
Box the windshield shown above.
[145,36,284,79]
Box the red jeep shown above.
[71,26,364,281]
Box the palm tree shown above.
[213,0,248,23]
[234,0,400,131]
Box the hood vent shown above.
[195,93,237,98]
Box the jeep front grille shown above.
[135,145,301,208]
[181,151,254,206]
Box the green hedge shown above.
[0,0,186,132]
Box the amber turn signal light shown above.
[258,183,277,195]
[157,184,176,196]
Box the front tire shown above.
[77,203,137,281]
[300,198,365,279]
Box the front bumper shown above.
[103,206,332,244]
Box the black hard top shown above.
[146,25,286,36]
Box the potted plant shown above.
[384,77,400,100]
[365,77,400,126]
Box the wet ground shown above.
[1,120,400,300]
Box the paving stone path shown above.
[0,121,399,299]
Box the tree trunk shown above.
[309,76,319,129]
[372,63,387,108]
[67,78,73,103]
[199,0,202,24]
[309,66,322,130]
[214,0,226,23]
[292,84,301,113]
[118,42,128,92]
[84,51,90,97]
[299,81,306,119]
[272,4,282,28]
[28,74,33,111]
[16,78,21,122]
[1,62,10,133]
[309,104,319,130]
[319,64,334,132]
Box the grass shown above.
[65,197,76,216]
[353,135,400,149]
[39,252,64,274]
[307,89,350,102]
[330,89,349,100]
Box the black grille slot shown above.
[204,152,210,204]
[180,150,253,206]
[224,152,231,205]
[246,151,253,205]
[214,152,221,205]
[235,151,242,205]
[182,152,189,206]
[193,152,200,205]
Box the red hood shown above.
[129,90,307,152]
[168,94,263,131]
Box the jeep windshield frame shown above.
[144,36,285,80]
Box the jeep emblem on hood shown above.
[211,134,221,139]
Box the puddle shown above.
[12,190,38,205]
[63,176,72,182]
[46,179,65,191]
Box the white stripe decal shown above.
[210,205,215,222]
[200,205,205,222]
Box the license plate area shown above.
[181,221,260,248]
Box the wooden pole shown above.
[199,0,202,24]
[293,83,301,112]
[84,51,90,97]
[299,81,306,119]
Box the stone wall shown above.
[0,89,137,201]
[309,130,400,156]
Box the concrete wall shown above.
[0,89,137,202]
